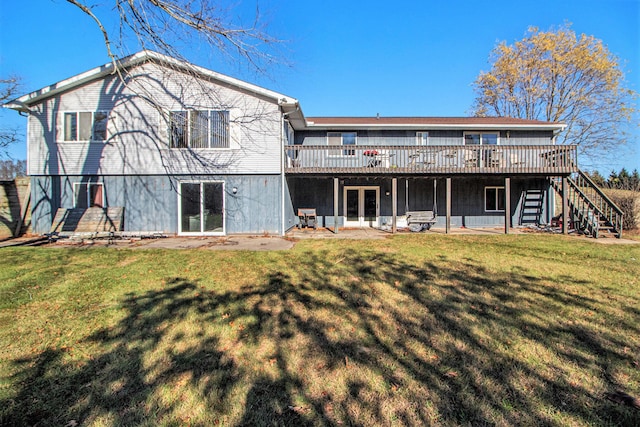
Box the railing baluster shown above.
[285,145,579,175]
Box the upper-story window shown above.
[328,132,356,155]
[64,111,108,141]
[416,131,429,145]
[170,110,230,149]
[464,132,499,145]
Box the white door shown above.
[344,186,379,227]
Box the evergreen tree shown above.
[588,170,606,187]
[608,170,620,189]
[630,169,640,191]
[618,168,631,189]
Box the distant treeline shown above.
[0,159,26,180]
[584,168,640,191]
[584,168,640,230]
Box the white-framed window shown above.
[169,110,230,149]
[416,131,429,145]
[485,186,506,212]
[63,111,108,141]
[328,132,356,155]
[73,182,104,208]
[464,132,499,146]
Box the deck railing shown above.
[285,145,578,175]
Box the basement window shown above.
[73,183,104,209]
[485,186,505,212]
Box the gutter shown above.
[304,123,567,131]
[3,100,32,113]
[552,124,568,144]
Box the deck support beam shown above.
[333,177,339,234]
[446,177,451,234]
[504,177,511,234]
[392,177,397,233]
[561,176,569,235]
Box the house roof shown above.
[4,50,299,113]
[304,116,566,131]
[4,51,564,133]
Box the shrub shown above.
[606,189,640,230]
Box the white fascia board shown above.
[4,50,296,110]
[5,56,131,110]
[305,123,567,131]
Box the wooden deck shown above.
[285,145,577,175]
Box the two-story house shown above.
[5,51,622,238]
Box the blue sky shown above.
[1,0,638,172]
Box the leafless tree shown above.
[0,76,21,158]
[66,0,282,72]
[0,159,27,179]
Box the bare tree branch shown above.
[65,0,283,73]
[66,0,118,67]
[0,77,22,158]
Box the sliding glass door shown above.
[179,182,224,235]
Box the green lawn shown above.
[1,235,639,426]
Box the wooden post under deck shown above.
[392,177,397,233]
[333,177,339,234]
[504,177,511,234]
[446,177,451,234]
[561,176,569,235]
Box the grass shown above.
[1,235,639,426]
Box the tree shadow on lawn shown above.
[2,250,639,426]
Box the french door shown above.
[344,186,379,227]
[179,182,225,235]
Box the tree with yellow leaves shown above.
[471,25,637,159]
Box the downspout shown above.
[433,179,437,215]
[280,112,286,236]
[280,101,301,236]
[405,179,409,213]
[25,111,31,177]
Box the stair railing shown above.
[572,170,623,238]
[551,171,623,238]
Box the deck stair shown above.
[519,189,545,225]
[551,170,623,238]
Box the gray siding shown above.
[286,176,552,229]
[31,174,284,235]
[283,178,297,231]
[286,177,338,227]
[27,62,283,177]
[295,130,554,146]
